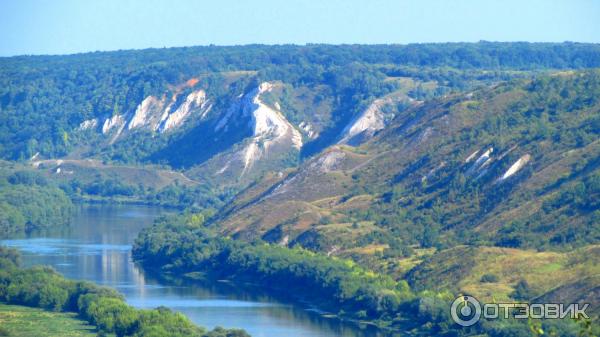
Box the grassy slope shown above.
[213,71,600,249]
[202,71,600,319]
[33,159,199,190]
[0,304,98,337]
[406,245,600,312]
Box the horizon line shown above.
[2,40,599,58]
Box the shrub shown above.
[480,273,499,283]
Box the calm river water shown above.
[1,204,395,337]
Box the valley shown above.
[1,42,599,336]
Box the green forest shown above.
[0,168,72,237]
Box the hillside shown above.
[406,245,600,312]
[2,43,600,335]
[192,71,600,325]
[127,68,600,336]
[2,43,600,198]
[212,71,600,253]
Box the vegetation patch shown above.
[0,304,96,337]
[0,246,249,337]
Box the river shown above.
[1,204,393,337]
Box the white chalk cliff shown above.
[127,96,169,131]
[126,89,209,133]
[214,82,303,175]
[98,89,209,143]
[498,154,531,181]
[78,118,98,131]
[467,147,493,174]
[102,114,125,134]
[299,121,317,139]
[465,149,480,163]
[338,96,406,145]
[160,90,209,132]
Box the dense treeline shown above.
[132,215,416,327]
[58,175,228,210]
[0,169,72,237]
[2,42,600,159]
[0,246,249,337]
[132,214,589,336]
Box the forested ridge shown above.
[2,42,600,159]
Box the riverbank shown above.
[138,267,392,335]
[0,246,250,337]
[132,216,421,333]
[71,194,183,209]
[3,203,380,337]
[0,169,73,238]
[132,212,599,336]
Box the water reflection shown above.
[1,204,399,337]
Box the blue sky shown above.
[1,0,599,56]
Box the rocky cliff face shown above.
[209,82,303,177]
[101,114,127,143]
[338,95,416,145]
[160,90,210,132]
[93,89,210,143]
[78,118,98,131]
[74,78,426,197]
[239,82,302,172]
[77,78,416,180]
[127,96,168,131]
[339,98,390,145]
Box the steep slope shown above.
[406,244,600,313]
[210,71,600,255]
[338,93,417,145]
[214,82,302,174]
[183,82,304,189]
[89,88,210,144]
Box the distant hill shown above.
[2,43,600,194]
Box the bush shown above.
[480,273,499,283]
[0,326,11,337]
[511,279,533,301]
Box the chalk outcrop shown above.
[498,154,531,181]
[78,119,98,131]
[127,96,168,131]
[126,89,209,133]
[97,89,209,144]
[339,96,410,145]
[299,121,318,139]
[467,147,493,175]
[215,82,302,174]
[160,90,210,132]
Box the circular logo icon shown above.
[451,295,482,327]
